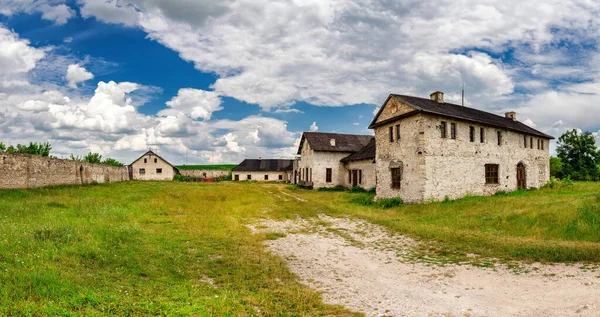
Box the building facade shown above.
[369,92,553,203]
[129,150,179,181]
[232,159,293,182]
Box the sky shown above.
[0,0,599,165]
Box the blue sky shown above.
[0,0,599,164]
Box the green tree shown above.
[69,154,83,161]
[556,129,600,180]
[102,158,124,167]
[0,142,5,151]
[83,152,102,164]
[549,157,564,179]
[6,142,52,156]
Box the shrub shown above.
[83,152,102,164]
[350,195,374,206]
[102,158,125,167]
[4,142,52,156]
[173,174,190,182]
[317,185,346,192]
[350,195,403,209]
[367,187,376,194]
[0,142,5,151]
[348,186,367,193]
[544,177,574,189]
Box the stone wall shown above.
[179,169,230,179]
[344,159,377,190]
[232,171,290,182]
[130,152,177,181]
[0,152,129,189]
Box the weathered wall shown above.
[297,141,352,188]
[344,159,376,190]
[421,115,550,201]
[374,113,426,202]
[0,152,129,189]
[179,169,230,179]
[131,152,177,181]
[232,171,290,182]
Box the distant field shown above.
[1,181,599,315]
[176,164,236,170]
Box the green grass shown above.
[176,164,236,171]
[0,182,357,316]
[2,181,600,315]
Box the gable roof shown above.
[341,138,376,163]
[232,159,294,172]
[130,150,179,172]
[369,94,554,139]
[297,132,374,155]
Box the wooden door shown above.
[234,174,239,181]
[517,163,526,189]
[352,170,358,187]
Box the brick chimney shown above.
[505,112,516,121]
[430,91,444,103]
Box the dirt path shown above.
[249,215,600,317]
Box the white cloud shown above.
[309,121,318,132]
[66,64,94,88]
[160,88,222,120]
[1,1,75,24]
[80,0,139,26]
[39,3,75,24]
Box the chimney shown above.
[330,138,336,146]
[505,112,516,121]
[430,91,444,103]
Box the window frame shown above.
[440,121,447,138]
[450,123,457,139]
[391,167,402,189]
[326,168,332,183]
[139,168,145,174]
[485,164,499,185]
[156,168,162,174]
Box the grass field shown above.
[176,164,236,171]
[1,181,599,315]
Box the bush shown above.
[350,195,403,209]
[173,174,190,182]
[317,185,346,192]
[544,177,574,189]
[367,187,376,194]
[0,142,5,151]
[4,142,51,156]
[348,186,367,193]
[102,158,125,167]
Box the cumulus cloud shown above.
[160,88,222,120]
[1,1,75,24]
[309,121,318,132]
[66,64,94,88]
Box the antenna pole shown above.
[461,81,465,106]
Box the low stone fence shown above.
[0,152,129,189]
[179,169,230,179]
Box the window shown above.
[541,140,544,150]
[156,168,162,174]
[396,124,401,141]
[450,123,456,139]
[326,168,332,183]
[391,167,402,189]
[144,158,147,163]
[309,168,312,182]
[537,139,540,150]
[247,174,252,180]
[389,126,394,142]
[440,121,447,138]
[530,137,533,149]
[497,131,502,146]
[348,170,352,183]
[480,128,485,143]
[359,170,362,185]
[264,175,268,180]
[139,168,145,174]
[469,126,475,142]
[485,164,499,184]
[524,135,527,148]
[278,175,283,180]
[154,158,157,163]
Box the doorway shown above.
[517,162,526,189]
[351,170,358,187]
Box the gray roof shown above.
[297,132,374,154]
[232,159,293,172]
[369,94,554,139]
[341,138,376,163]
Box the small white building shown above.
[129,150,179,181]
[232,159,293,182]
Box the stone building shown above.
[369,91,553,202]
[232,159,293,182]
[129,150,179,181]
[295,132,374,189]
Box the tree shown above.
[556,129,600,180]
[3,142,51,156]
[102,158,124,167]
[83,152,102,164]
[549,157,564,179]
[0,142,5,151]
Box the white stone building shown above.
[369,91,554,203]
[295,132,374,189]
[129,150,179,181]
[232,159,293,182]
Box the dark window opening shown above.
[264,175,268,180]
[530,137,533,149]
[391,167,402,189]
[541,140,544,150]
[485,164,499,184]
[450,123,457,139]
[469,126,475,142]
[480,128,485,143]
[497,131,502,146]
[278,175,283,180]
[309,168,312,182]
[348,170,352,183]
[326,168,332,183]
[524,135,527,148]
[144,158,147,163]
[154,158,157,163]
[396,124,401,141]
[247,174,252,180]
[440,121,447,138]
[139,168,145,174]
[389,126,394,142]
[156,168,162,174]
[359,170,363,185]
